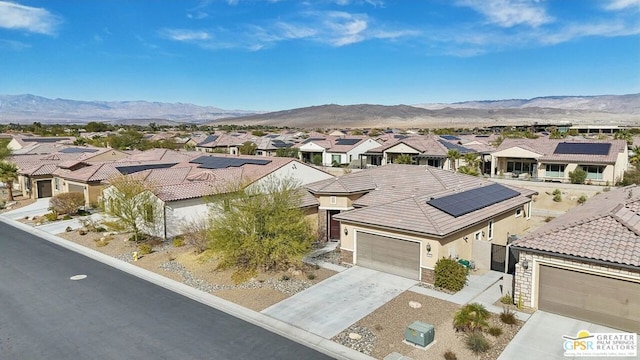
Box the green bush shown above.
[44,211,59,222]
[499,292,512,305]
[138,243,153,255]
[443,350,457,360]
[500,307,517,325]
[280,274,291,281]
[172,236,185,247]
[63,214,72,220]
[96,239,110,247]
[49,192,85,215]
[569,168,587,184]
[553,193,562,202]
[434,257,468,292]
[465,332,490,354]
[306,273,316,280]
[488,326,503,337]
[577,195,587,204]
[552,188,561,195]
[453,303,491,332]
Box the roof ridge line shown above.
[414,195,442,235]
[611,210,640,237]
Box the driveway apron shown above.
[261,266,416,339]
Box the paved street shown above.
[0,221,331,360]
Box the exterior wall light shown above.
[426,243,431,253]
[344,227,348,236]
[521,258,529,270]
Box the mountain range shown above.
[1,93,639,128]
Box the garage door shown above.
[68,184,84,193]
[356,232,420,280]
[538,265,640,332]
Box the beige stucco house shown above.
[305,164,536,283]
[511,185,640,333]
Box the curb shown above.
[0,216,374,360]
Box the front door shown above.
[328,210,341,240]
[490,244,506,272]
[37,180,52,198]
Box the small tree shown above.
[207,177,315,282]
[275,147,299,158]
[239,141,257,155]
[102,174,162,243]
[394,154,413,164]
[312,154,322,166]
[49,192,85,215]
[0,161,19,202]
[453,303,491,332]
[181,217,211,254]
[568,168,587,184]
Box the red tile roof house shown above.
[490,138,628,185]
[192,133,250,154]
[102,154,334,240]
[294,136,382,167]
[305,164,537,282]
[361,134,478,169]
[511,185,640,333]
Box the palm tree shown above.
[447,149,461,172]
[0,161,19,202]
[453,303,491,332]
[630,146,640,165]
[463,152,481,172]
[614,130,633,146]
[394,154,413,164]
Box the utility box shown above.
[405,321,435,347]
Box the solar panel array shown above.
[335,138,361,146]
[60,147,99,154]
[197,135,219,145]
[116,163,178,175]
[190,156,271,169]
[271,140,289,148]
[553,142,611,155]
[437,140,474,154]
[440,135,461,141]
[427,183,520,217]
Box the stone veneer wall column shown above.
[317,209,328,242]
[340,249,353,264]
[421,267,435,284]
[513,251,533,307]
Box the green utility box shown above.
[405,321,435,347]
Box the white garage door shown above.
[538,265,640,333]
[356,232,420,280]
[68,184,84,193]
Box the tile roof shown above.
[366,135,474,156]
[117,149,198,163]
[513,185,640,267]
[309,164,536,237]
[496,138,626,164]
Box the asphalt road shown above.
[0,222,332,360]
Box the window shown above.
[144,204,154,222]
[580,165,605,180]
[474,231,482,241]
[427,159,441,167]
[54,178,59,191]
[526,202,532,219]
[331,154,341,165]
[515,207,523,217]
[330,196,337,205]
[487,219,494,240]
[545,164,566,178]
[506,159,535,175]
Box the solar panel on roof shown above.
[271,140,289,148]
[116,163,178,175]
[394,135,408,139]
[197,135,219,145]
[427,183,520,217]
[440,135,461,141]
[190,156,271,169]
[553,142,611,155]
[335,138,361,146]
[60,147,99,154]
[437,140,474,154]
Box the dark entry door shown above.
[328,210,341,240]
[490,244,506,272]
[37,180,53,198]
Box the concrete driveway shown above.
[261,266,416,339]
[498,311,639,360]
[2,198,51,220]
[36,213,104,234]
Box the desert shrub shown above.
[434,257,468,292]
[499,292,512,305]
[80,217,105,232]
[138,243,153,255]
[49,192,85,215]
[553,193,562,202]
[172,236,185,247]
[568,168,587,184]
[488,326,503,337]
[500,307,517,325]
[465,332,490,354]
[453,303,490,332]
[312,154,322,166]
[96,239,110,247]
[181,218,210,254]
[44,211,59,222]
[65,226,73,232]
[577,195,587,204]
[443,350,457,360]
[63,214,72,220]
[306,273,316,280]
[280,274,291,281]
[552,188,561,195]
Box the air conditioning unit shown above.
[405,321,435,348]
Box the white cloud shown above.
[539,21,640,45]
[604,0,640,11]
[321,11,368,46]
[457,0,552,28]
[0,38,30,50]
[0,1,61,35]
[160,29,211,41]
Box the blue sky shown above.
[1,0,639,111]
